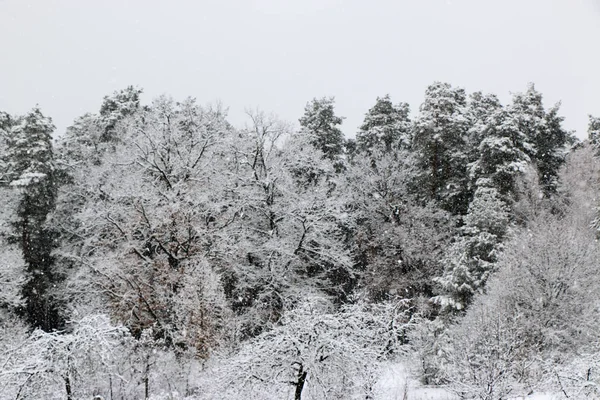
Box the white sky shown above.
[1,0,599,139]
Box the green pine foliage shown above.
[1,108,63,331]
[507,84,574,196]
[355,94,412,154]
[433,186,509,311]
[298,97,345,163]
[412,82,471,214]
[588,115,600,150]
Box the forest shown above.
[1,81,600,400]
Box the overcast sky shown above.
[1,0,599,139]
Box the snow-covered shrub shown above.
[552,347,600,398]
[408,316,452,386]
[197,297,413,400]
[443,301,533,399]
[0,314,128,399]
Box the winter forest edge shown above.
[2,82,600,399]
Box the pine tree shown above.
[298,97,345,163]
[433,186,509,311]
[589,115,600,148]
[412,82,471,214]
[506,84,545,155]
[469,108,530,198]
[2,107,63,331]
[507,84,572,196]
[536,103,571,194]
[0,111,12,184]
[465,92,502,163]
[355,94,411,153]
[59,113,105,165]
[98,85,143,142]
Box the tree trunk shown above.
[64,374,73,400]
[144,358,151,400]
[294,364,307,400]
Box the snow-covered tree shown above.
[0,111,11,130]
[0,120,24,312]
[54,97,234,354]
[1,107,63,331]
[55,95,355,356]
[444,301,529,399]
[59,112,106,165]
[342,148,456,303]
[98,85,143,142]
[412,82,471,214]
[57,86,143,168]
[465,92,502,151]
[559,143,600,226]
[433,186,509,311]
[507,83,573,196]
[536,103,573,194]
[442,202,600,397]
[298,97,345,165]
[219,112,355,336]
[468,108,530,198]
[3,108,55,187]
[588,115,600,151]
[0,314,133,400]
[206,298,411,400]
[465,92,530,199]
[0,111,13,184]
[355,94,411,153]
[552,346,600,398]
[0,246,25,310]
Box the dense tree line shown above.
[1,81,597,399]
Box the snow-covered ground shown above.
[374,363,457,400]
[374,363,558,400]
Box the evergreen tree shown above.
[59,113,105,165]
[344,137,358,160]
[2,108,63,331]
[298,97,345,163]
[412,82,471,214]
[536,104,571,194]
[0,111,12,139]
[469,108,530,198]
[507,84,571,196]
[355,94,411,153]
[58,86,144,166]
[589,115,600,148]
[433,186,509,311]
[0,111,13,184]
[0,111,10,127]
[98,85,143,142]
[506,84,545,155]
[464,92,502,163]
